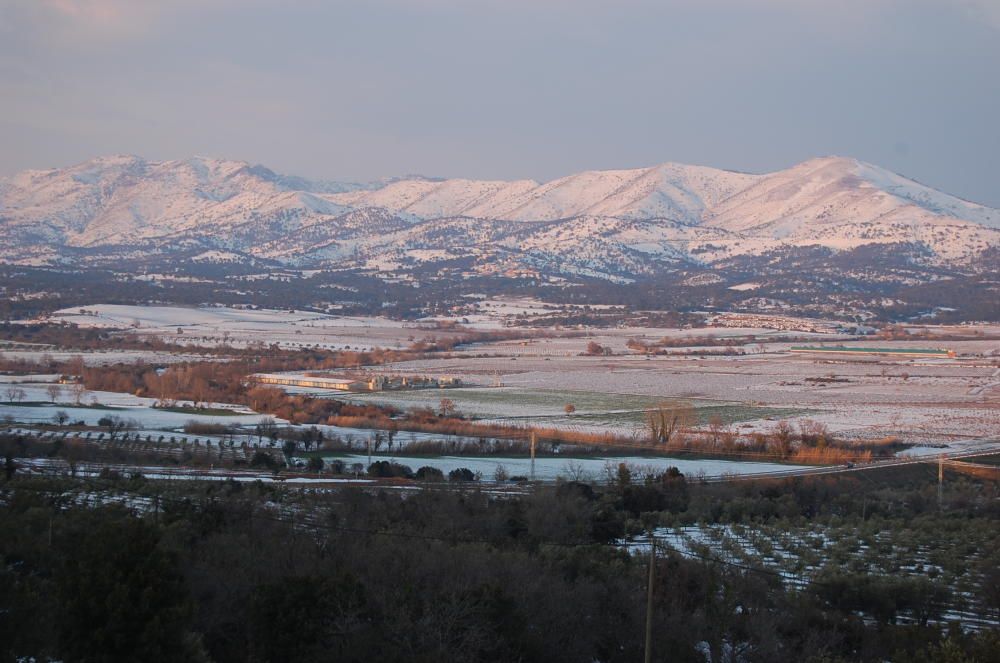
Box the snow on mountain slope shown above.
[704,156,1000,236]
[469,163,758,222]
[1,155,151,236]
[328,177,541,219]
[1,154,997,278]
[853,160,1000,229]
[690,156,1000,263]
[0,155,361,247]
[501,215,724,273]
[325,162,758,223]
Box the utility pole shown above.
[530,431,536,481]
[938,454,944,510]
[644,536,656,663]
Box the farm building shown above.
[250,373,462,392]
[250,374,364,391]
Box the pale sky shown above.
[1,0,998,205]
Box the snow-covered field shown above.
[51,304,404,330]
[8,306,998,449]
[0,349,221,366]
[0,402,269,430]
[42,304,453,351]
[0,380,268,429]
[371,336,1000,444]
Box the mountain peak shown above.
[0,154,996,275]
[89,153,145,164]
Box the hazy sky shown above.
[1,0,998,205]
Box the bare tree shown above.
[191,377,211,408]
[52,410,70,426]
[98,415,133,441]
[371,431,384,453]
[72,382,87,405]
[560,461,592,482]
[46,384,62,403]
[585,341,611,356]
[707,415,726,447]
[770,420,795,456]
[799,419,830,448]
[646,401,695,446]
[255,416,278,447]
[4,387,26,405]
[66,355,86,378]
[439,397,457,418]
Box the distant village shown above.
[708,312,876,335]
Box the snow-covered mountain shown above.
[1,154,997,279]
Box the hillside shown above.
[1,154,997,279]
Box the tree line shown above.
[1,458,997,662]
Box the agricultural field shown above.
[6,304,1000,460]
[344,386,813,436]
[626,518,998,630]
[0,347,222,366]
[42,303,451,351]
[376,333,999,446]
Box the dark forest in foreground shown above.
[1,454,998,663]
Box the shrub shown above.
[250,451,279,470]
[367,460,414,479]
[415,466,445,481]
[448,467,476,482]
[182,421,229,435]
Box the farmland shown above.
[6,303,999,455]
[1,302,998,662]
[345,386,813,435]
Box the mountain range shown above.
[1,154,997,282]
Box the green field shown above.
[12,401,125,411]
[155,406,248,416]
[516,405,815,429]
[344,387,815,431]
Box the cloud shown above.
[13,0,999,39]
[30,0,165,35]
[959,0,1000,28]
[1,0,257,44]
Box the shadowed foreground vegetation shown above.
[1,455,998,662]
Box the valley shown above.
[3,302,997,479]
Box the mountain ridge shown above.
[1,154,997,280]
